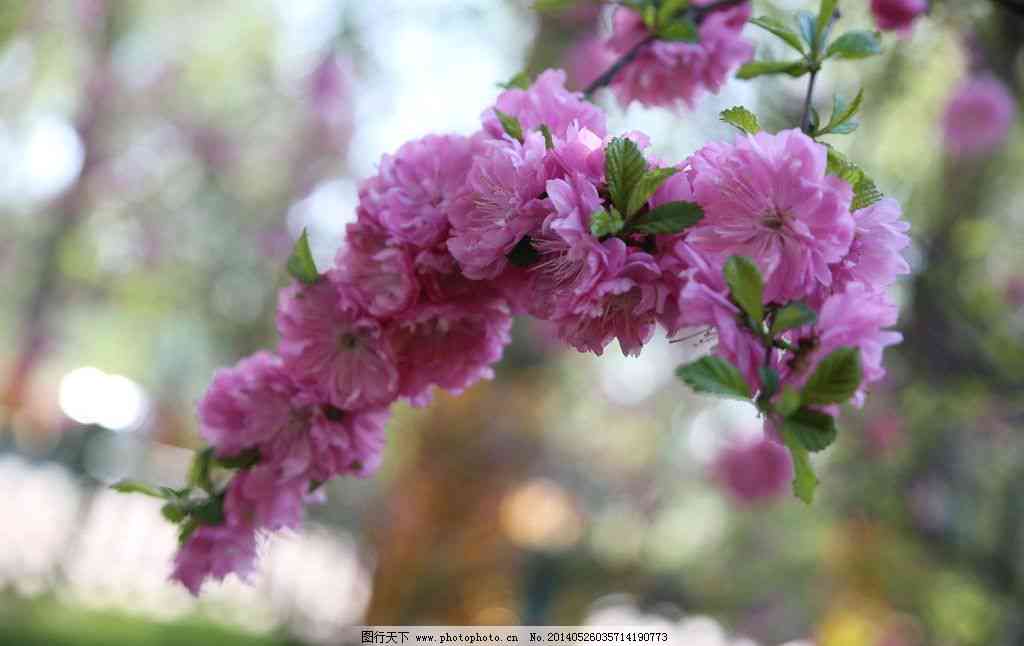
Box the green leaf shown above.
[507,235,540,267]
[657,0,690,26]
[797,11,816,50]
[816,0,839,44]
[826,147,883,211]
[190,496,225,526]
[111,480,167,499]
[749,16,806,54]
[775,387,802,417]
[625,201,703,235]
[759,366,780,400]
[828,91,865,133]
[771,301,817,335]
[188,447,215,494]
[736,59,810,80]
[783,407,838,452]
[802,347,862,406]
[643,4,657,29]
[780,427,818,504]
[626,167,679,217]
[493,108,524,142]
[826,30,882,59]
[538,124,554,150]
[287,229,321,285]
[604,137,648,215]
[723,256,764,324]
[676,356,751,401]
[658,17,699,42]
[214,448,261,470]
[719,106,761,134]
[532,0,578,12]
[178,517,199,545]
[498,71,531,90]
[161,502,187,523]
[590,207,625,238]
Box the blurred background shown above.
[1,0,1022,644]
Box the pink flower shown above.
[674,241,765,382]
[565,35,616,91]
[687,129,855,303]
[831,197,911,293]
[276,282,398,409]
[198,352,294,457]
[333,244,419,318]
[606,2,752,109]
[941,76,1016,160]
[171,524,258,595]
[714,437,793,505]
[225,468,306,531]
[388,298,513,404]
[482,69,606,140]
[870,0,928,34]
[447,133,550,280]
[360,134,478,248]
[793,283,903,406]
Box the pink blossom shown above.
[687,129,855,303]
[225,468,306,531]
[171,524,258,595]
[797,283,903,406]
[360,134,478,248]
[198,352,294,457]
[831,197,911,293]
[309,52,354,137]
[333,244,419,318]
[673,241,765,382]
[870,0,928,34]
[388,298,513,404]
[482,69,606,140]
[566,35,615,91]
[714,437,793,505]
[447,133,550,280]
[276,282,398,409]
[605,2,752,109]
[941,76,1016,160]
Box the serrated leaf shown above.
[826,147,884,211]
[498,71,531,90]
[626,167,679,217]
[775,387,802,417]
[590,208,625,238]
[111,480,168,499]
[724,256,764,324]
[538,124,554,150]
[780,427,818,504]
[826,30,882,59]
[507,235,540,267]
[750,16,806,53]
[493,108,524,142]
[287,229,321,285]
[658,17,699,42]
[802,347,862,406]
[625,201,703,235]
[720,106,761,134]
[676,355,751,400]
[797,11,816,50]
[604,137,648,215]
[827,89,864,133]
[736,59,810,80]
[783,407,838,452]
[771,301,817,335]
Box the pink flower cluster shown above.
[870,0,928,35]
[173,69,909,593]
[596,1,753,108]
[941,76,1016,160]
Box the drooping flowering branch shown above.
[114,0,911,595]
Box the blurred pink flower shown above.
[865,414,905,455]
[714,437,793,505]
[605,2,752,109]
[171,524,258,596]
[941,76,1016,160]
[870,0,927,34]
[566,35,615,91]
